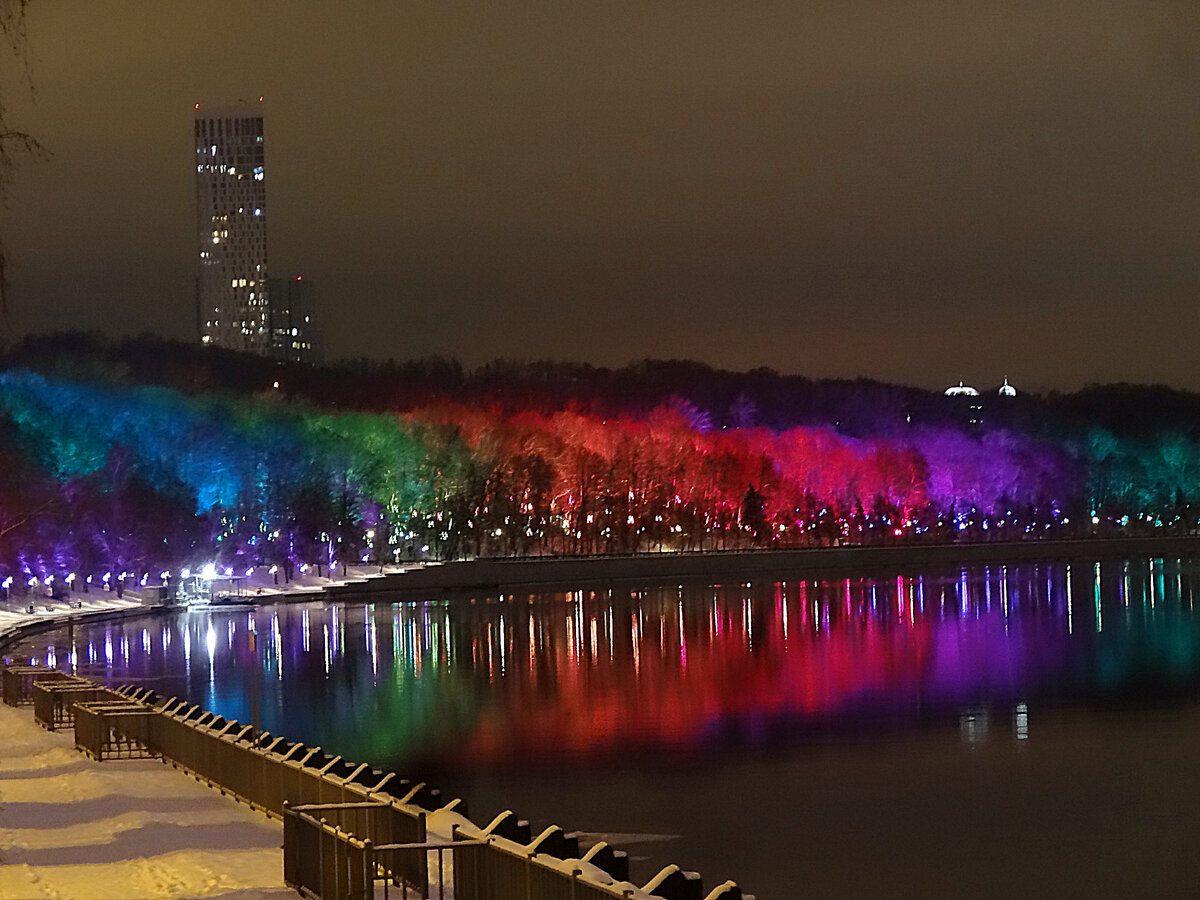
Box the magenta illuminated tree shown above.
[864,441,929,524]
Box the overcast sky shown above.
[2,1,1198,391]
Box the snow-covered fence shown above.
[32,679,126,730]
[284,801,662,900]
[451,836,649,900]
[11,672,756,900]
[284,801,474,900]
[73,700,158,760]
[283,803,374,900]
[138,691,755,900]
[142,694,435,889]
[283,801,449,899]
[2,665,82,706]
[271,749,756,900]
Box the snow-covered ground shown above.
[0,563,443,900]
[0,703,295,900]
[0,563,683,900]
[0,696,664,900]
[0,593,144,643]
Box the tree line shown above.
[0,332,1196,583]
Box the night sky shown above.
[2,2,1198,391]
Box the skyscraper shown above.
[194,100,269,353]
[267,275,321,364]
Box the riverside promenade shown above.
[0,700,293,900]
[4,536,1200,898]
[0,569,365,900]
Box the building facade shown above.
[194,101,269,353]
[941,379,1019,429]
[267,276,321,364]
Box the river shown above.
[12,553,1200,897]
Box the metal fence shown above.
[452,837,650,900]
[283,801,443,899]
[144,696,433,889]
[3,666,83,707]
[32,680,127,730]
[284,803,375,900]
[74,700,159,760]
[143,698,740,900]
[155,700,420,795]
[284,801,692,900]
[3,666,751,900]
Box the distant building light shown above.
[944,381,980,397]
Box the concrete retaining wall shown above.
[326,535,1200,601]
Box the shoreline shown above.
[6,535,1200,897]
[6,534,1200,657]
[324,534,1200,600]
[0,566,379,659]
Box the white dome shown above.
[998,378,1017,397]
[944,381,980,397]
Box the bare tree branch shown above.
[0,0,41,320]
[0,494,56,540]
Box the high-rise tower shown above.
[194,100,269,353]
[267,275,321,364]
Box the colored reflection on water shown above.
[15,556,1200,773]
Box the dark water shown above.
[14,555,1200,897]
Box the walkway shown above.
[0,702,293,900]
